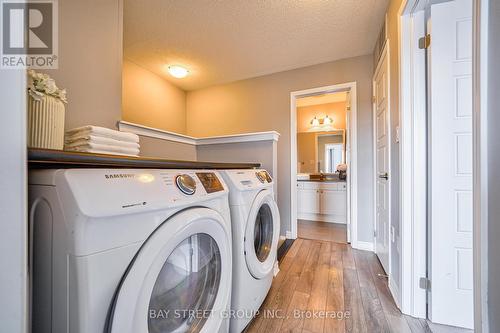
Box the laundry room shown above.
[3,0,494,332]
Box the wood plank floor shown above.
[245,239,468,333]
[298,220,347,243]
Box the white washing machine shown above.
[220,169,280,333]
[29,169,233,333]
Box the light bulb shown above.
[323,115,333,125]
[310,117,320,127]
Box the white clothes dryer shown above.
[29,169,232,333]
[219,169,280,333]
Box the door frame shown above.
[0,69,28,333]
[372,41,392,281]
[289,82,358,248]
[399,0,486,329]
[399,0,428,318]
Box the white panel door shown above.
[373,44,390,274]
[430,0,473,329]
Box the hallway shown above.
[298,220,347,244]
[245,239,470,333]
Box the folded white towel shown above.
[65,147,139,157]
[65,125,139,143]
[65,142,140,156]
[65,134,140,150]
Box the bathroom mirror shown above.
[297,130,345,174]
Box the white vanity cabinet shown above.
[297,181,347,223]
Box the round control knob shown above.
[256,172,266,183]
[175,174,196,195]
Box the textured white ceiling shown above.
[124,0,389,91]
[297,91,347,107]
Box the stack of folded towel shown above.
[64,125,140,156]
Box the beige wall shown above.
[122,60,187,134]
[45,0,123,130]
[186,55,374,241]
[197,141,278,195]
[297,102,346,133]
[139,136,197,160]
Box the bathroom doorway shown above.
[290,82,359,247]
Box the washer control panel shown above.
[222,169,274,191]
[196,172,225,193]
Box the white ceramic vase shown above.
[27,94,65,150]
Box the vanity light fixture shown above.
[309,115,334,130]
[310,116,320,127]
[323,115,333,125]
[167,65,189,78]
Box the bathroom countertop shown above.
[297,178,346,183]
[28,148,261,170]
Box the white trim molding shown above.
[118,121,197,145]
[389,276,402,310]
[399,1,428,318]
[0,69,28,333]
[289,82,358,248]
[356,241,374,252]
[197,131,280,145]
[118,121,280,146]
[473,0,489,331]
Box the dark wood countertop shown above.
[28,148,260,170]
[297,178,346,183]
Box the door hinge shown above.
[418,34,431,49]
[372,96,376,103]
[373,230,377,238]
[419,277,431,290]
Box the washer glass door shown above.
[148,233,221,333]
[107,208,230,333]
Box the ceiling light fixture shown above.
[167,65,189,78]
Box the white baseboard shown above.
[389,277,401,309]
[353,241,374,251]
[297,212,346,224]
[273,261,280,276]
[285,230,293,239]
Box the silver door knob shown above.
[378,172,389,180]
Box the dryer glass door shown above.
[254,204,273,262]
[148,233,221,333]
[244,190,280,279]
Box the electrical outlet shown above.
[395,126,400,143]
